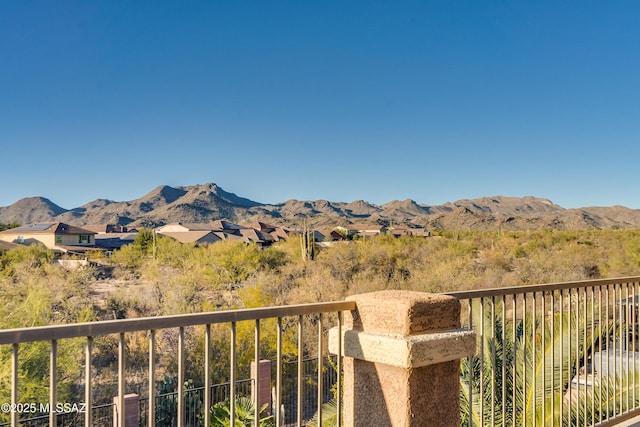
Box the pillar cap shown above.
[345,290,461,335]
[329,327,475,368]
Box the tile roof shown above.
[158,231,223,244]
[0,240,18,250]
[0,222,96,235]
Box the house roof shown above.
[0,240,18,250]
[270,228,289,241]
[0,222,96,235]
[239,228,275,244]
[209,220,246,230]
[94,233,138,250]
[349,223,385,232]
[156,223,213,232]
[158,231,222,244]
[157,220,247,233]
[357,231,381,238]
[215,232,243,241]
[243,221,279,232]
[83,224,129,234]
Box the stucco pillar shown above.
[329,290,475,427]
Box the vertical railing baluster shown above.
[11,343,18,427]
[620,282,624,416]
[467,299,473,427]
[254,319,261,427]
[599,285,603,424]
[85,337,93,427]
[618,283,628,414]
[624,282,635,412]
[178,327,185,427]
[627,282,632,414]
[560,289,565,425]
[590,286,595,426]
[50,339,57,427]
[631,282,638,409]
[479,297,485,423]
[523,293,527,424]
[573,288,580,427]
[619,283,623,416]
[583,287,588,425]
[491,296,496,427]
[297,315,303,427]
[501,295,506,427]
[532,291,537,427]
[276,317,283,427]
[541,291,546,427]
[551,290,556,427]
[606,284,611,421]
[618,282,623,418]
[149,330,156,427]
[512,293,517,427]
[118,333,125,427]
[230,322,237,425]
[576,287,581,426]
[317,313,323,426]
[204,325,211,427]
[337,311,343,427]
[615,284,619,418]
[612,283,617,420]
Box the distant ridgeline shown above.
[1,183,640,231]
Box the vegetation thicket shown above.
[2,228,640,414]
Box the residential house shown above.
[94,232,138,250]
[85,224,138,250]
[242,221,290,242]
[317,228,344,241]
[348,223,387,238]
[158,230,223,245]
[238,228,275,246]
[156,220,276,246]
[0,222,97,254]
[84,224,131,234]
[388,225,430,238]
[156,221,244,234]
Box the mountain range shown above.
[1,183,640,231]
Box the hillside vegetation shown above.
[4,228,638,324]
[2,228,640,411]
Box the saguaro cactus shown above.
[300,219,315,262]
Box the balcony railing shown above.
[449,276,640,427]
[3,277,640,426]
[0,301,355,427]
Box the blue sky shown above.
[1,1,639,209]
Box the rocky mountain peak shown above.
[1,184,640,231]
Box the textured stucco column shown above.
[329,290,475,427]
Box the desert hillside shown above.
[2,182,640,231]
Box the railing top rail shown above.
[5,276,640,345]
[446,275,640,300]
[0,300,356,345]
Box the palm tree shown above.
[210,397,274,427]
[307,399,339,427]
